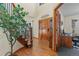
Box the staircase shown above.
[12,3,27,46]
[3,3,26,46]
[17,35,26,46]
[5,3,32,47]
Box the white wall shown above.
[0,27,23,56]
[15,3,38,38]
[37,3,58,18]
[60,3,79,17]
[0,28,10,55]
[32,3,58,38]
[13,41,23,53]
[15,3,37,18]
[64,14,79,36]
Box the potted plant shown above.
[0,3,28,55]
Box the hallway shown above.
[14,38,57,56]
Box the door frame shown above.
[53,3,63,51]
[39,17,52,49]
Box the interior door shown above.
[39,18,49,40]
[39,17,53,48]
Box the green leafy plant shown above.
[0,3,28,55]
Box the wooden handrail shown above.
[12,3,15,8]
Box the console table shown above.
[62,36,72,48]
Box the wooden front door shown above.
[39,17,53,49]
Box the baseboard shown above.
[14,47,24,54]
[33,37,39,39]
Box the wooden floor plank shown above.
[14,38,57,56]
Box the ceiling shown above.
[60,3,79,16]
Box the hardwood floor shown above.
[14,38,57,56]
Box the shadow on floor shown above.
[58,47,79,56]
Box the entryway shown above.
[14,38,57,56]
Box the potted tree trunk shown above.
[0,3,28,56]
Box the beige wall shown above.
[64,16,72,33]
[0,27,23,56]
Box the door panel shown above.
[39,18,49,40]
[39,17,53,49]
